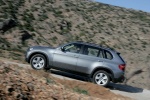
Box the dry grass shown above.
[0,0,150,89]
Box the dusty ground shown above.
[56,79,126,100]
[0,59,131,100]
[0,0,150,90]
[1,57,150,100]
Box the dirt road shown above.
[2,59,150,100]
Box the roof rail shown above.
[74,41,116,51]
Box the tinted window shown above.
[63,43,82,53]
[104,50,113,60]
[83,46,99,57]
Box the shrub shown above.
[73,87,88,95]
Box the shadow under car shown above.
[48,69,143,93]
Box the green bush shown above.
[73,87,88,95]
[46,78,55,84]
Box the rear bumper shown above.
[113,75,125,83]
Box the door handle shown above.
[98,60,103,62]
[74,55,79,58]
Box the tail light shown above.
[119,64,126,71]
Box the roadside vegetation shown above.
[0,0,150,89]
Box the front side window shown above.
[63,43,82,53]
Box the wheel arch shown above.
[28,52,49,65]
[90,67,114,81]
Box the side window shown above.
[104,50,113,60]
[63,43,82,53]
[83,46,99,57]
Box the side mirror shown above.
[61,47,65,51]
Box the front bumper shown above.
[25,50,30,63]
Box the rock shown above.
[21,84,28,91]
[40,78,46,84]
[12,91,20,97]
[5,86,12,93]
[27,83,34,91]
[21,30,33,42]
[0,22,4,29]
[0,19,16,33]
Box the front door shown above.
[53,43,82,71]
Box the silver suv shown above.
[25,41,126,86]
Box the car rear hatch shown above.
[117,52,126,71]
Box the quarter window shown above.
[104,50,113,60]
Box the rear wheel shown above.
[92,70,110,86]
[30,54,46,70]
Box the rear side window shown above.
[83,46,99,57]
[104,50,113,60]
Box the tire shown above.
[92,70,110,86]
[30,54,47,70]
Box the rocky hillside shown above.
[0,0,150,89]
[0,60,130,100]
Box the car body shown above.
[25,41,126,86]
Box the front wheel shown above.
[30,54,46,70]
[92,70,110,86]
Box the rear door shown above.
[76,45,104,74]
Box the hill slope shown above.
[0,60,130,100]
[0,0,150,89]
